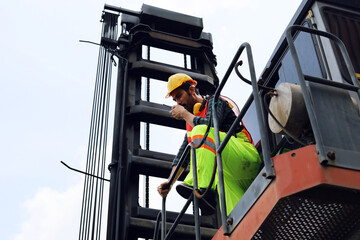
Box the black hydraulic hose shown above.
[235,61,275,91]
[189,105,217,200]
[164,193,193,240]
[61,161,110,182]
[153,211,162,240]
[164,107,214,191]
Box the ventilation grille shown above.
[253,186,360,239]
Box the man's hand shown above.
[157,181,171,198]
[171,105,195,127]
[170,105,186,120]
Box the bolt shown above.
[327,151,336,161]
[262,172,267,177]
[227,217,234,225]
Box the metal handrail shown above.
[286,25,360,95]
[156,106,217,240]
[156,144,201,240]
[213,42,274,235]
[158,26,360,238]
[155,104,218,240]
[156,42,272,238]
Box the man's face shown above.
[171,87,195,112]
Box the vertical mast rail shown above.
[79,11,118,240]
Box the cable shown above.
[234,61,275,91]
[191,99,217,200]
[193,155,217,199]
[61,161,110,182]
[78,12,118,240]
[79,40,101,46]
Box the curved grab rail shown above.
[286,25,360,93]
[212,42,274,235]
[285,25,360,165]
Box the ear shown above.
[188,85,196,95]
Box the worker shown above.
[157,73,261,215]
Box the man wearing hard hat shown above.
[157,73,261,215]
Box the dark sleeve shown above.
[172,133,190,167]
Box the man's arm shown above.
[157,165,185,198]
[157,134,188,198]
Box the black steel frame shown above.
[88,3,360,240]
[105,3,221,240]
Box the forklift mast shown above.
[104,4,221,240]
[80,0,360,239]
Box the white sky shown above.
[0,0,302,239]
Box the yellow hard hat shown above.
[166,73,197,98]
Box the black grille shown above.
[322,7,360,82]
[252,185,360,240]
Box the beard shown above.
[183,93,196,112]
[181,103,192,112]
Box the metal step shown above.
[130,24,213,50]
[134,207,218,228]
[129,59,216,92]
[132,149,189,179]
[129,216,218,240]
[126,100,185,129]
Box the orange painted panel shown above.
[212,145,360,239]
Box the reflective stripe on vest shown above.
[192,134,216,155]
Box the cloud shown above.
[14,183,83,240]
[13,143,111,240]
